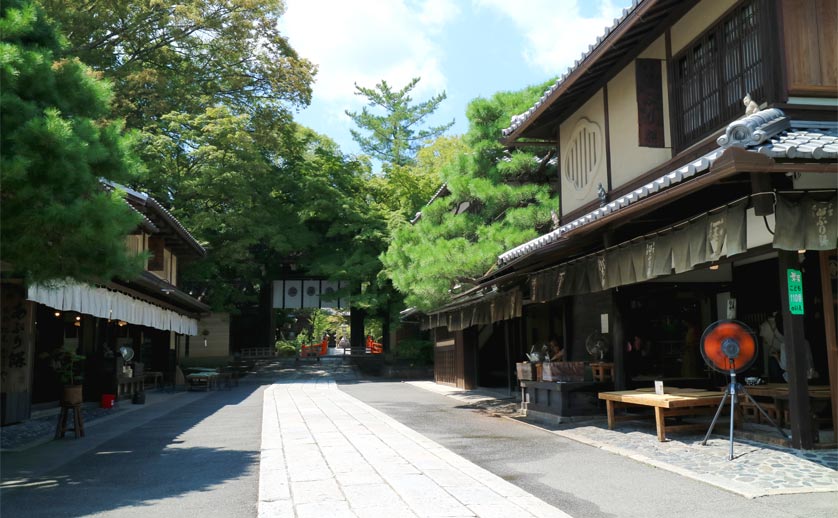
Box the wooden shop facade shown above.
[422,0,837,449]
[1,183,211,425]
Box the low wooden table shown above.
[599,388,728,441]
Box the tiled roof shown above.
[753,122,838,159]
[502,0,645,139]
[103,180,206,257]
[410,183,451,224]
[497,108,836,266]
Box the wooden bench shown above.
[185,368,221,391]
[117,376,144,400]
[297,343,321,362]
[599,388,730,441]
[144,371,164,390]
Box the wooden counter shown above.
[521,380,611,419]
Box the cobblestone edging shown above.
[405,381,838,499]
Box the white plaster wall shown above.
[188,312,230,358]
[559,90,607,216]
[608,35,673,190]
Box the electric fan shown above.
[699,320,788,459]
[118,346,134,362]
[585,331,608,361]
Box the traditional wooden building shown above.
[425,0,836,449]
[1,183,211,424]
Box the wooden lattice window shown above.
[670,0,775,152]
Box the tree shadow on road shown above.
[0,385,263,517]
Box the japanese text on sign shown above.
[787,268,804,315]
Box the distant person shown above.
[338,335,349,349]
[548,336,565,362]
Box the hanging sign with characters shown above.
[786,269,804,315]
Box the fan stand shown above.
[700,359,789,460]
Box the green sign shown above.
[787,268,804,315]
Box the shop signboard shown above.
[787,269,804,315]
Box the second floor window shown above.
[671,0,770,151]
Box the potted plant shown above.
[41,343,86,404]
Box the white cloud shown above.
[279,0,460,127]
[474,0,627,76]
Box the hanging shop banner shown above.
[27,281,198,335]
[787,269,804,315]
[272,279,347,309]
[774,194,838,251]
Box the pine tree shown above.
[381,80,559,311]
[346,77,454,167]
[0,0,143,283]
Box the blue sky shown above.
[278,0,633,158]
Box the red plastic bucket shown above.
[100,394,116,409]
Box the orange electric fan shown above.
[698,320,788,459]
[699,320,757,374]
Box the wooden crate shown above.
[542,361,585,382]
[516,362,542,381]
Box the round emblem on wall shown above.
[563,117,603,199]
[306,286,317,296]
[287,287,298,297]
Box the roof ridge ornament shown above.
[717,107,789,149]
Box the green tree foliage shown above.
[371,135,469,225]
[381,80,559,311]
[288,130,391,314]
[0,0,143,283]
[346,77,454,167]
[36,0,329,309]
[39,0,316,129]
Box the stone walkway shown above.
[407,381,838,499]
[259,378,571,518]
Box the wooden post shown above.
[505,321,512,396]
[819,251,838,438]
[350,306,366,354]
[612,290,626,390]
[778,250,814,449]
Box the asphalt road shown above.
[2,367,835,518]
[1,384,264,518]
[339,380,838,518]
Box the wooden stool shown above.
[590,362,615,382]
[756,401,781,425]
[739,399,759,422]
[55,403,85,439]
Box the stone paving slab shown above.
[406,381,838,499]
[258,380,572,518]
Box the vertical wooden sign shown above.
[636,59,665,148]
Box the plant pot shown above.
[61,385,83,405]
